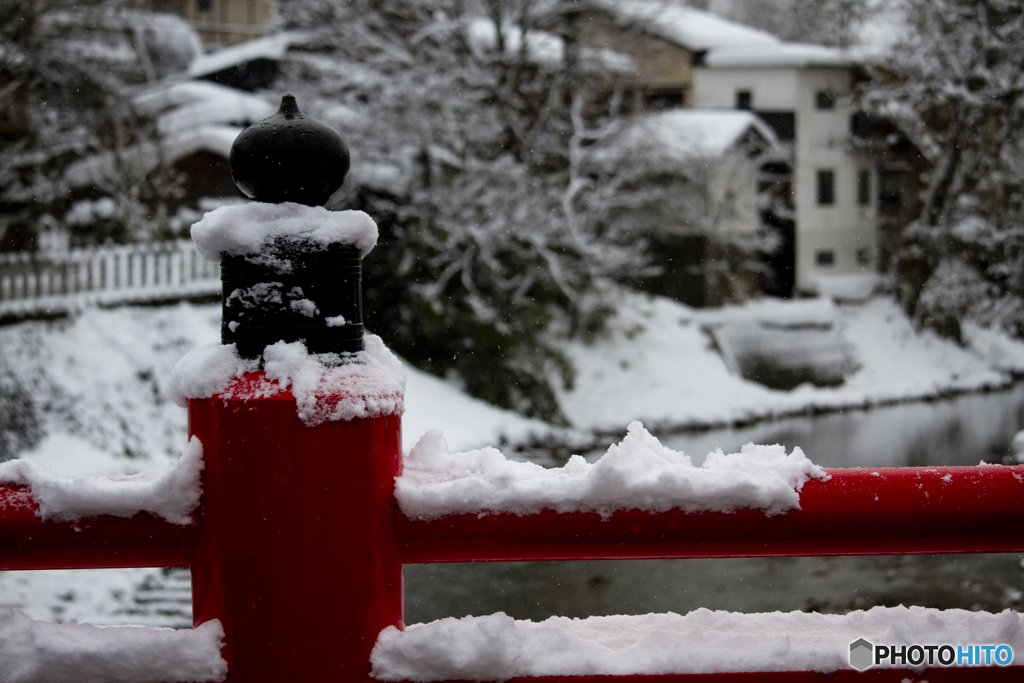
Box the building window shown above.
[856,247,872,266]
[645,90,684,111]
[816,250,835,266]
[197,0,212,11]
[815,90,835,110]
[817,170,835,206]
[857,169,871,206]
[735,90,752,110]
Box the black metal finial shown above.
[220,95,363,358]
[229,95,350,207]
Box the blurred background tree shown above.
[0,0,195,250]
[861,0,1024,342]
[280,0,648,421]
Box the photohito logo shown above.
[849,639,1014,671]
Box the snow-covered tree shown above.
[694,0,869,47]
[864,0,1024,340]
[0,0,196,249]
[280,0,647,420]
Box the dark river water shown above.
[405,384,1024,623]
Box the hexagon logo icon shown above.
[849,638,874,671]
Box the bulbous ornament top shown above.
[229,95,350,207]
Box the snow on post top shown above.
[169,335,406,426]
[396,421,827,520]
[190,202,378,262]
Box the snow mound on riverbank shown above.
[371,606,1024,679]
[397,421,825,520]
[558,294,1019,432]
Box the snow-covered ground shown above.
[4,291,1024,478]
[559,291,1024,433]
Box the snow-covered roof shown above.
[605,109,778,164]
[467,18,564,65]
[135,81,275,136]
[705,43,853,69]
[64,124,241,187]
[186,31,307,79]
[466,18,635,74]
[591,1,854,70]
[163,124,242,162]
[592,0,780,52]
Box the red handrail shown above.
[397,465,1024,562]
[0,484,197,570]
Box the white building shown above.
[693,45,879,297]
[581,1,881,299]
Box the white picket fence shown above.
[0,241,220,319]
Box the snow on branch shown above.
[0,609,226,683]
[395,421,827,521]
[0,437,204,525]
[371,607,1024,680]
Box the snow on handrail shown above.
[395,422,826,521]
[0,608,226,683]
[370,607,1024,681]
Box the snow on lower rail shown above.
[0,608,226,683]
[396,421,826,520]
[371,607,1024,680]
[0,437,203,525]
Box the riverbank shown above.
[3,292,1024,475]
[557,292,1024,437]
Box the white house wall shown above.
[795,68,877,291]
[693,65,879,293]
[692,68,800,111]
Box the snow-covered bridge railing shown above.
[2,437,1024,681]
[3,97,1024,683]
[0,240,220,320]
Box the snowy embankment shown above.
[0,303,552,479]
[3,290,1024,476]
[558,292,1024,433]
[371,607,1024,680]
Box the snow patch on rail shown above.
[0,608,226,683]
[371,607,1024,680]
[395,421,826,520]
[0,437,204,525]
[169,335,405,425]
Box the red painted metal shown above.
[187,372,403,683]
[503,671,1023,682]
[0,484,197,570]
[398,465,1024,563]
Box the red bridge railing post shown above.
[188,388,402,682]
[185,95,404,682]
